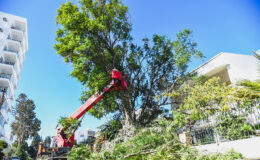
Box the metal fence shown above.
[188,105,260,145]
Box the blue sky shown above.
[0,0,259,140]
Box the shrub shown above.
[215,112,253,140]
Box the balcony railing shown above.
[0,73,12,80]
[10,26,23,32]
[0,107,8,123]
[0,58,15,66]
[3,48,19,54]
[3,48,21,61]
[7,35,22,44]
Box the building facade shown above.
[192,52,259,83]
[189,52,259,145]
[75,128,95,145]
[0,12,28,141]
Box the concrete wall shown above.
[194,137,260,159]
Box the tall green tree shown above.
[17,141,28,160]
[55,0,203,125]
[43,136,51,147]
[28,134,42,159]
[11,93,41,153]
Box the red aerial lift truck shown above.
[37,69,127,159]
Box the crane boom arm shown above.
[70,84,113,120]
[55,69,127,148]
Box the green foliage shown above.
[28,133,42,159]
[165,77,260,130]
[68,119,243,160]
[69,144,92,160]
[12,141,18,148]
[11,93,41,151]
[0,140,7,160]
[5,141,18,159]
[58,116,81,138]
[55,0,203,125]
[0,140,7,150]
[215,112,253,140]
[4,147,16,160]
[6,137,42,160]
[237,80,260,93]
[98,116,122,141]
[17,141,28,160]
[43,136,51,147]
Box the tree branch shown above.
[124,149,156,159]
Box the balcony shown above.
[0,125,4,138]
[5,39,20,54]
[11,25,24,33]
[0,106,8,124]
[10,26,24,34]
[11,75,17,90]
[3,48,19,55]
[0,87,13,105]
[2,49,20,65]
[0,73,11,80]
[0,79,14,101]
[0,74,17,90]
[0,73,15,100]
[0,58,15,66]
[3,50,21,75]
[7,35,22,45]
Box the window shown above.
[3,17,8,22]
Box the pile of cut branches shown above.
[69,118,243,160]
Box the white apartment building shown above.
[0,12,28,141]
[75,128,95,144]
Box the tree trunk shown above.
[121,92,135,126]
[123,108,132,126]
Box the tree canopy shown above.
[11,93,41,153]
[55,0,203,125]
